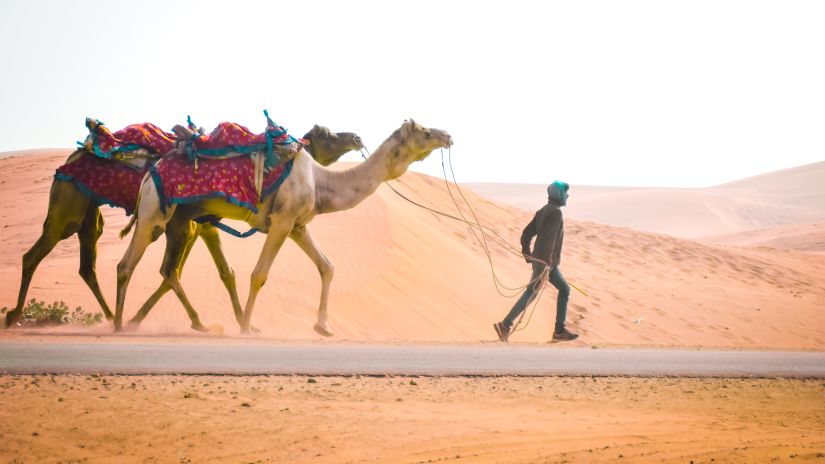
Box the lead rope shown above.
[358,146,582,332]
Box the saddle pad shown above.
[150,155,293,214]
[83,120,176,159]
[54,154,146,215]
[195,122,290,152]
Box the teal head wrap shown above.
[547,180,570,206]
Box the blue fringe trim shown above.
[54,172,133,215]
[262,158,294,196]
[148,164,167,215]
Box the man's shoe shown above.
[552,329,579,342]
[494,322,510,342]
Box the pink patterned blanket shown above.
[81,119,176,159]
[54,154,145,215]
[150,155,293,213]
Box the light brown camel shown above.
[4,126,362,329]
[115,120,452,335]
[126,126,364,330]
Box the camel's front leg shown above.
[289,225,334,337]
[240,221,293,334]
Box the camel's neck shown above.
[313,137,399,214]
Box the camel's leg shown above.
[289,225,334,337]
[115,180,169,332]
[77,205,114,321]
[6,181,89,327]
[153,215,208,332]
[198,223,244,326]
[240,222,293,334]
[127,282,171,328]
[127,219,199,328]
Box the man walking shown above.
[494,180,579,342]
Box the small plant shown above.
[0,299,103,326]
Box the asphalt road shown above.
[1,342,823,377]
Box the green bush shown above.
[0,299,103,326]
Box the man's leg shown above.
[502,263,545,329]
[548,266,572,334]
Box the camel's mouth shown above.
[437,131,453,149]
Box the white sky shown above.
[0,0,823,187]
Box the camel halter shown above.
[358,145,587,333]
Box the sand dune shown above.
[1,150,824,349]
[468,160,825,240]
[704,221,825,254]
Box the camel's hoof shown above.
[313,323,333,337]
[4,311,21,329]
[190,322,209,333]
[207,324,224,335]
[124,319,142,332]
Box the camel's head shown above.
[387,119,453,179]
[302,125,365,167]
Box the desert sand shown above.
[0,375,823,463]
[2,150,825,463]
[2,150,825,349]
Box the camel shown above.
[4,126,362,329]
[125,126,364,330]
[115,120,452,335]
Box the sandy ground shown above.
[2,151,825,463]
[2,150,825,349]
[0,375,822,463]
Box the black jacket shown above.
[521,202,564,268]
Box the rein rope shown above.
[359,146,586,333]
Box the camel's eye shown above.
[425,131,432,139]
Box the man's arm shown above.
[520,214,538,263]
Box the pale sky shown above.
[1,0,823,187]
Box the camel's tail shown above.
[120,172,150,239]
[119,215,136,239]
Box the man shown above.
[494,180,579,342]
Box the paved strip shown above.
[1,342,823,377]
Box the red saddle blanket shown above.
[192,122,291,151]
[84,120,176,159]
[150,155,293,213]
[54,154,146,215]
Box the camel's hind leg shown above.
[6,181,89,328]
[77,205,114,321]
[128,223,242,331]
[198,223,243,325]
[289,225,334,337]
[155,215,208,332]
[127,221,199,329]
[115,180,169,332]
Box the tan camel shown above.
[4,126,362,329]
[126,126,364,330]
[115,120,452,335]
